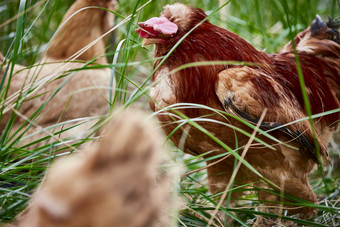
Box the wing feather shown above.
[215,66,329,164]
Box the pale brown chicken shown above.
[137,3,340,221]
[0,0,117,147]
[3,110,176,227]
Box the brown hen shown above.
[0,0,117,147]
[3,110,176,227]
[137,3,340,220]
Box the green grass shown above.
[0,0,339,226]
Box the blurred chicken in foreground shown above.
[137,3,340,221]
[3,110,176,227]
[0,0,117,147]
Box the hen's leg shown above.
[206,159,249,224]
[257,173,317,219]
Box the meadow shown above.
[0,0,339,226]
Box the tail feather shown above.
[326,17,340,30]
[310,15,340,43]
[311,15,327,36]
[326,17,340,43]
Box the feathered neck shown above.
[45,1,113,64]
[153,23,270,105]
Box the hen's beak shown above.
[137,17,178,47]
[142,38,165,47]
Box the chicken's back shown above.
[272,16,340,144]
